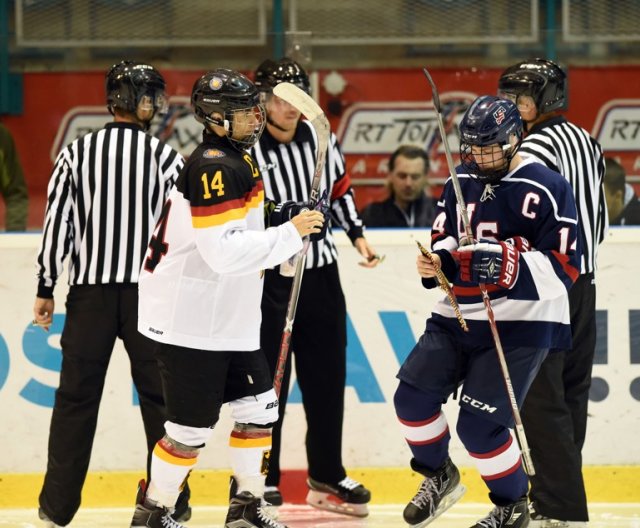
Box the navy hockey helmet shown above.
[459,95,523,184]
[191,69,265,150]
[498,58,567,114]
[254,57,310,94]
[106,60,168,117]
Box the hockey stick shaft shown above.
[416,240,468,332]
[271,83,331,397]
[423,68,535,476]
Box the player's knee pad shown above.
[164,420,215,448]
[394,380,441,421]
[229,389,279,427]
[456,408,509,452]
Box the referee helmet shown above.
[498,58,567,114]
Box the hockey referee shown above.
[499,58,608,527]
[250,57,380,516]
[33,61,190,527]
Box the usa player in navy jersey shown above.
[393,96,580,528]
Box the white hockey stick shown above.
[270,82,331,397]
[423,68,536,476]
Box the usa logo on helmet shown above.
[493,106,506,125]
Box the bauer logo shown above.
[50,97,200,161]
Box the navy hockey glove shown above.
[309,190,330,242]
[455,240,520,289]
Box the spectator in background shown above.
[0,122,28,231]
[361,145,437,227]
[604,157,640,225]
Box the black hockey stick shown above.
[270,82,330,397]
[423,68,536,476]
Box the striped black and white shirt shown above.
[250,120,364,269]
[518,115,608,274]
[37,122,183,298]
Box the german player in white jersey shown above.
[130,69,324,528]
[394,96,580,528]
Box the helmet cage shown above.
[191,70,266,150]
[459,96,523,184]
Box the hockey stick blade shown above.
[272,82,330,206]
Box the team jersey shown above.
[37,122,182,297]
[138,132,303,351]
[250,120,364,269]
[518,115,608,274]
[427,157,580,350]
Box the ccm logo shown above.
[461,394,497,413]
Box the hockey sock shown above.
[148,435,199,509]
[229,423,272,497]
[457,409,528,501]
[394,381,451,470]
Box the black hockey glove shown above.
[268,200,309,227]
[309,190,330,242]
[455,240,521,289]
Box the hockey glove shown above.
[268,201,310,227]
[504,236,533,252]
[309,190,330,242]
[455,240,520,289]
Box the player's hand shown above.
[291,210,325,238]
[454,240,520,289]
[354,237,383,268]
[33,297,55,332]
[417,252,441,279]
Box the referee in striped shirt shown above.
[249,58,379,514]
[33,61,189,527]
[499,59,608,526]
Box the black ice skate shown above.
[225,491,288,528]
[403,457,466,527]
[135,478,192,523]
[130,499,185,528]
[306,475,371,517]
[38,508,62,528]
[472,495,530,528]
[264,486,283,506]
[529,503,586,528]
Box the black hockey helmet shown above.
[498,58,567,114]
[459,95,523,184]
[106,60,168,117]
[191,69,265,150]
[254,57,310,94]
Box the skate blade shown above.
[410,484,467,528]
[305,489,369,517]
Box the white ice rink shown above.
[1,504,639,528]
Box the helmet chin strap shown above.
[266,115,290,132]
[205,115,232,134]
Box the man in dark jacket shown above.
[361,145,437,228]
